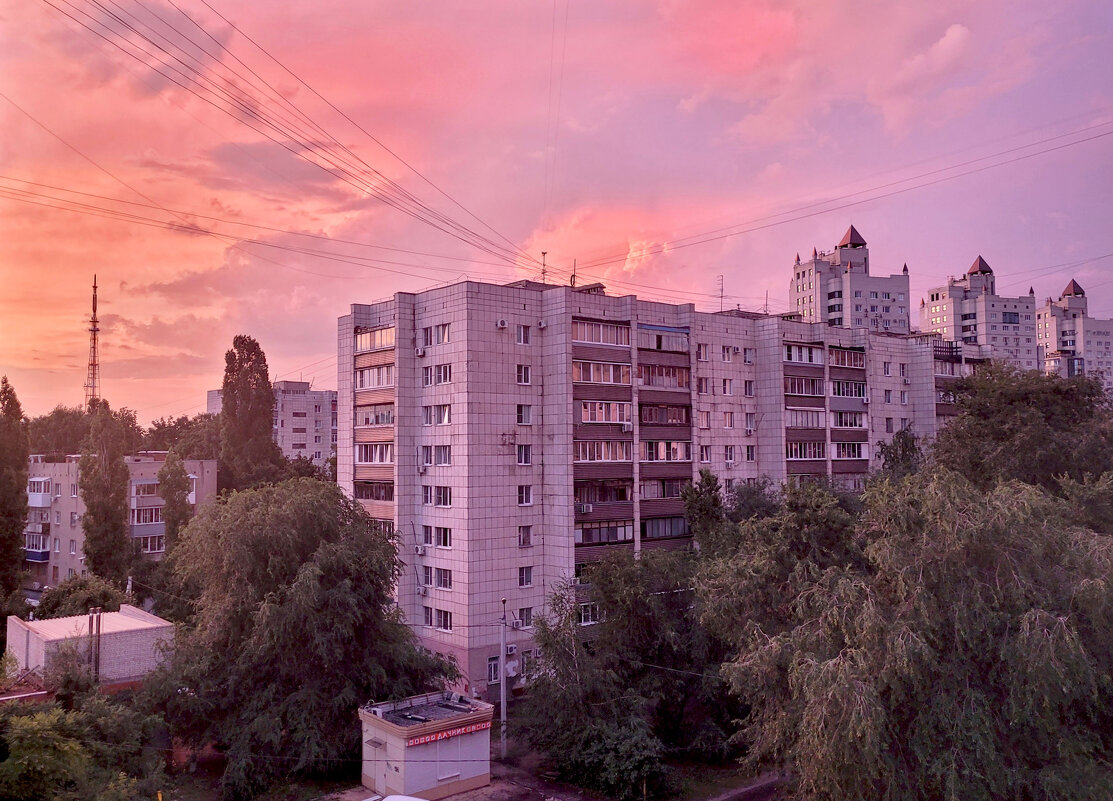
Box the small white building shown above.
[358,691,494,800]
[6,604,173,687]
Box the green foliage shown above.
[219,335,284,491]
[875,425,923,480]
[933,362,1113,490]
[79,404,134,587]
[26,405,90,459]
[146,413,220,460]
[36,575,126,619]
[0,707,89,800]
[157,450,192,552]
[682,469,735,558]
[148,478,453,799]
[0,377,28,598]
[725,475,781,523]
[43,640,96,710]
[0,651,17,692]
[705,469,1113,801]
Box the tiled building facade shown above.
[1036,280,1113,392]
[207,380,337,468]
[338,279,976,696]
[23,452,217,590]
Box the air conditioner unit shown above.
[744,428,755,436]
[862,397,870,404]
[506,644,518,655]
[902,378,911,385]
[418,586,429,596]
[511,619,523,630]
[537,320,547,329]
[621,422,633,433]
[724,461,735,469]
[575,503,593,514]
[418,464,427,474]
[733,346,741,354]
[415,347,425,357]
[496,319,509,329]
[414,545,426,556]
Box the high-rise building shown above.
[23,451,217,591]
[207,381,337,468]
[1036,280,1113,391]
[920,256,1038,369]
[337,278,970,697]
[788,226,911,332]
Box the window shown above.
[355,327,395,353]
[356,443,394,464]
[436,527,452,547]
[519,566,533,587]
[745,412,756,430]
[423,486,452,506]
[70,483,78,497]
[518,525,532,547]
[724,411,734,428]
[435,568,453,589]
[130,507,163,525]
[640,478,689,499]
[422,404,452,425]
[435,445,451,465]
[517,444,532,465]
[786,441,826,460]
[434,323,451,344]
[699,445,711,463]
[518,607,533,627]
[422,525,434,545]
[422,566,433,586]
[516,365,531,385]
[54,537,60,552]
[422,363,452,386]
[785,344,824,364]
[421,445,433,466]
[834,442,866,459]
[354,482,394,501]
[517,404,532,425]
[884,389,892,403]
[785,408,824,428]
[637,327,689,351]
[639,441,692,462]
[573,361,631,385]
[743,347,756,364]
[642,516,689,540]
[139,535,165,554]
[488,657,500,684]
[640,404,689,425]
[698,410,710,429]
[355,365,394,389]
[697,377,710,394]
[885,417,894,433]
[722,379,733,395]
[899,362,907,378]
[721,345,733,362]
[696,343,709,361]
[582,401,631,423]
[883,362,892,376]
[744,380,754,397]
[746,445,755,461]
[900,390,908,405]
[424,606,434,626]
[579,603,600,625]
[831,411,865,428]
[831,380,866,398]
[575,520,634,544]
[70,512,78,527]
[724,445,735,463]
[784,376,824,396]
[637,364,690,389]
[134,482,159,497]
[828,349,865,368]
[572,321,630,345]
[576,480,633,503]
[573,441,632,462]
[69,539,76,554]
[516,324,531,345]
[518,485,533,506]
[435,609,452,631]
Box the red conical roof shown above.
[967,256,992,275]
[1062,279,1085,297]
[838,225,867,248]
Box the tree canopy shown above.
[0,377,29,598]
[145,413,220,460]
[218,335,284,491]
[148,478,453,799]
[35,574,126,619]
[78,403,133,587]
[155,450,191,553]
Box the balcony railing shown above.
[23,548,49,563]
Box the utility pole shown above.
[499,598,508,759]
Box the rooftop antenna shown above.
[570,258,577,287]
[84,275,101,410]
[541,251,547,283]
[763,290,770,315]
[717,275,724,312]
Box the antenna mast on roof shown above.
[541,251,547,283]
[84,275,101,411]
[717,275,724,312]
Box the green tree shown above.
[0,707,90,801]
[156,450,191,552]
[146,413,220,460]
[875,425,923,479]
[148,478,453,799]
[933,362,1113,490]
[725,475,781,523]
[219,335,283,491]
[682,469,736,558]
[704,469,1113,801]
[0,377,29,597]
[35,575,126,619]
[27,406,89,459]
[79,404,132,587]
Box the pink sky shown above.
[2,0,1112,423]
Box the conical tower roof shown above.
[967,255,992,275]
[838,225,867,248]
[1062,279,1085,297]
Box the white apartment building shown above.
[207,380,337,467]
[338,278,968,697]
[23,452,217,591]
[1037,280,1113,392]
[788,226,911,333]
[920,256,1038,370]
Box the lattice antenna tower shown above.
[84,275,101,410]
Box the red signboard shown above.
[406,720,492,747]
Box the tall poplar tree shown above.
[156,450,191,553]
[0,377,29,596]
[219,335,283,491]
[79,402,132,586]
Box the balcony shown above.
[23,548,49,563]
[27,492,52,508]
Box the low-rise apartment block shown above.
[337,278,972,697]
[23,452,217,590]
[207,380,337,468]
